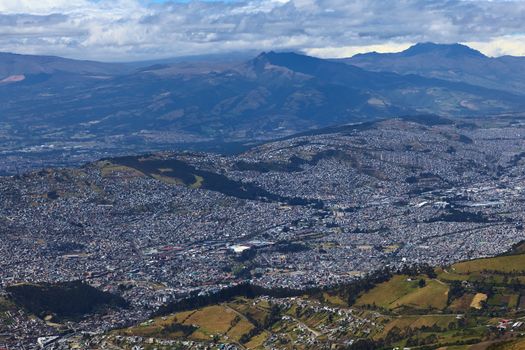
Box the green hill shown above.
[89,244,525,349]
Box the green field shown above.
[109,244,525,350]
[355,275,418,308]
[355,275,448,311]
[119,300,269,348]
[452,254,525,274]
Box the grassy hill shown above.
[94,244,525,349]
[98,155,323,207]
[354,275,449,311]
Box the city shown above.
[2,116,525,348]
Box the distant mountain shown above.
[1,49,525,173]
[0,52,130,81]
[0,51,255,83]
[398,42,486,58]
[342,42,525,94]
[2,50,522,137]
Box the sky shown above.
[1,0,525,61]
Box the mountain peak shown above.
[401,42,486,58]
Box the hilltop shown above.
[344,43,525,95]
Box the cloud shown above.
[306,43,415,59]
[0,0,525,61]
[466,35,525,57]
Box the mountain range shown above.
[1,43,525,173]
[343,42,525,95]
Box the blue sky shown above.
[0,0,524,61]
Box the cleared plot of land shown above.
[437,268,469,282]
[227,318,255,340]
[119,302,266,347]
[482,338,525,350]
[391,280,449,310]
[119,314,181,337]
[151,173,185,185]
[470,293,488,309]
[184,305,239,334]
[229,299,270,325]
[381,315,457,336]
[355,275,448,311]
[449,293,475,312]
[355,275,417,309]
[245,331,270,349]
[322,292,348,307]
[507,294,519,309]
[98,161,145,178]
[452,254,525,274]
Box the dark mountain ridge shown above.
[0,52,130,78]
[394,42,485,58]
[344,42,525,94]
[2,45,525,174]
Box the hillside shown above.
[3,116,525,347]
[6,281,128,321]
[343,43,525,95]
[7,246,525,348]
[0,52,130,80]
[78,243,525,349]
[2,46,525,174]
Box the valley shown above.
[2,45,525,175]
[27,243,525,349]
[3,115,525,348]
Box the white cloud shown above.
[0,0,525,61]
[466,35,525,57]
[306,42,414,59]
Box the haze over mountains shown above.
[5,40,525,349]
[0,52,129,78]
[1,43,525,174]
[344,42,525,95]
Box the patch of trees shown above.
[344,339,384,350]
[448,281,466,304]
[400,114,453,126]
[406,172,447,185]
[232,265,252,279]
[425,208,491,223]
[274,241,311,253]
[501,240,525,256]
[235,248,257,262]
[161,323,197,337]
[509,152,525,167]
[239,304,282,344]
[47,191,59,199]
[6,281,128,321]
[405,334,439,347]
[458,134,474,144]
[328,268,393,306]
[471,282,495,298]
[239,327,260,344]
[397,263,437,279]
[48,242,85,253]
